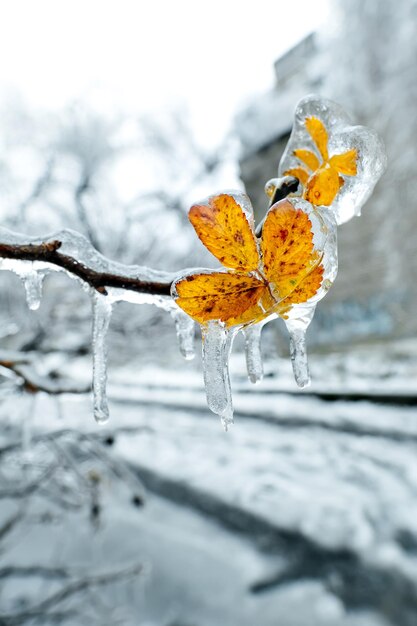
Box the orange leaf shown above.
[305,117,328,161]
[189,193,259,272]
[304,166,342,206]
[329,149,357,175]
[278,263,324,314]
[283,167,309,186]
[174,272,274,327]
[261,200,321,300]
[293,149,320,171]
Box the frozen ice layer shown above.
[91,292,112,424]
[201,321,236,430]
[279,94,387,225]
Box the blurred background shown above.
[0,1,416,624]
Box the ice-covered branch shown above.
[0,176,299,426]
[0,235,172,296]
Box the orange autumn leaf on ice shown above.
[284,116,357,207]
[173,194,324,327]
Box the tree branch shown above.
[0,179,296,299]
[0,358,91,395]
[0,239,172,296]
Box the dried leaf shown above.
[329,149,358,175]
[304,166,342,206]
[261,199,320,299]
[279,263,324,312]
[305,116,329,161]
[283,167,309,186]
[174,272,274,327]
[293,149,320,172]
[189,193,259,271]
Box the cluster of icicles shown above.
[0,96,387,430]
[0,227,307,430]
[0,228,270,427]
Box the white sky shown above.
[0,0,329,146]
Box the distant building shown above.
[235,1,416,346]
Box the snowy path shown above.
[30,373,415,626]
[4,350,417,625]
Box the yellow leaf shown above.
[293,149,320,172]
[305,117,328,161]
[329,149,357,175]
[189,193,260,272]
[260,199,320,300]
[304,166,342,206]
[280,263,324,309]
[174,272,274,327]
[283,167,309,186]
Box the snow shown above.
[1,337,416,624]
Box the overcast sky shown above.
[0,0,329,146]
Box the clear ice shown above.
[22,269,44,311]
[0,227,195,423]
[243,324,264,384]
[279,95,387,225]
[91,291,112,424]
[201,321,236,430]
[171,307,195,361]
[0,94,387,428]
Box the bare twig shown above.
[0,563,142,625]
[0,511,24,543]
[0,359,91,395]
[0,463,57,499]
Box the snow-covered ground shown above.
[1,340,417,625]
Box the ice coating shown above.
[201,321,236,430]
[91,291,112,425]
[0,227,176,288]
[22,269,44,311]
[0,93,386,427]
[172,190,340,401]
[281,199,338,387]
[285,306,317,388]
[0,258,46,311]
[243,324,264,384]
[279,95,387,225]
[171,307,195,361]
[0,227,197,425]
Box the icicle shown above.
[171,308,195,360]
[91,291,112,424]
[288,326,311,388]
[201,321,236,430]
[22,394,36,453]
[243,324,264,384]
[22,269,44,311]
